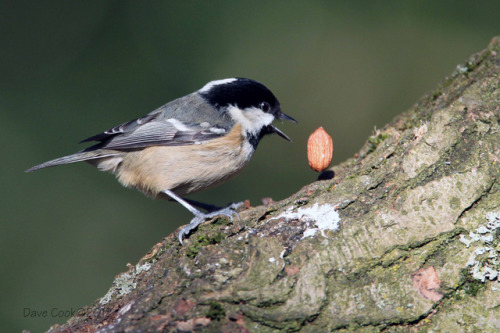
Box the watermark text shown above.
[23,307,110,318]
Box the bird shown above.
[26,78,296,244]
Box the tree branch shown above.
[45,37,500,333]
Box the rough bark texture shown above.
[45,38,499,333]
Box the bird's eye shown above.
[260,102,271,112]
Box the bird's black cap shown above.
[199,78,280,111]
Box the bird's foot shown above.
[178,202,243,245]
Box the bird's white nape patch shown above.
[199,78,237,93]
[227,105,274,135]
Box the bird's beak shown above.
[270,110,297,142]
[278,112,297,123]
[269,125,292,142]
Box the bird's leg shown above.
[182,198,221,213]
[162,190,241,245]
[183,198,243,214]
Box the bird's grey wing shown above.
[81,93,219,142]
[88,121,223,150]
[81,93,231,151]
[80,112,160,143]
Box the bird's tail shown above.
[25,150,121,172]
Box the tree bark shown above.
[45,37,499,333]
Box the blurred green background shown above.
[2,1,499,331]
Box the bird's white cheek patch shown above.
[228,106,274,135]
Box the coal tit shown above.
[26,78,296,244]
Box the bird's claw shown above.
[178,202,242,245]
[178,216,204,245]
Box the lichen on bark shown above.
[45,37,499,333]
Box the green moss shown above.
[458,270,485,297]
[449,197,461,210]
[206,301,225,320]
[211,216,233,226]
[367,133,389,154]
[461,313,478,326]
[185,247,199,258]
[185,232,225,258]
[432,87,443,100]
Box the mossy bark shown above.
[45,37,500,333]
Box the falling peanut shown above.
[307,127,333,172]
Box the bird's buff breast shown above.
[114,124,253,197]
